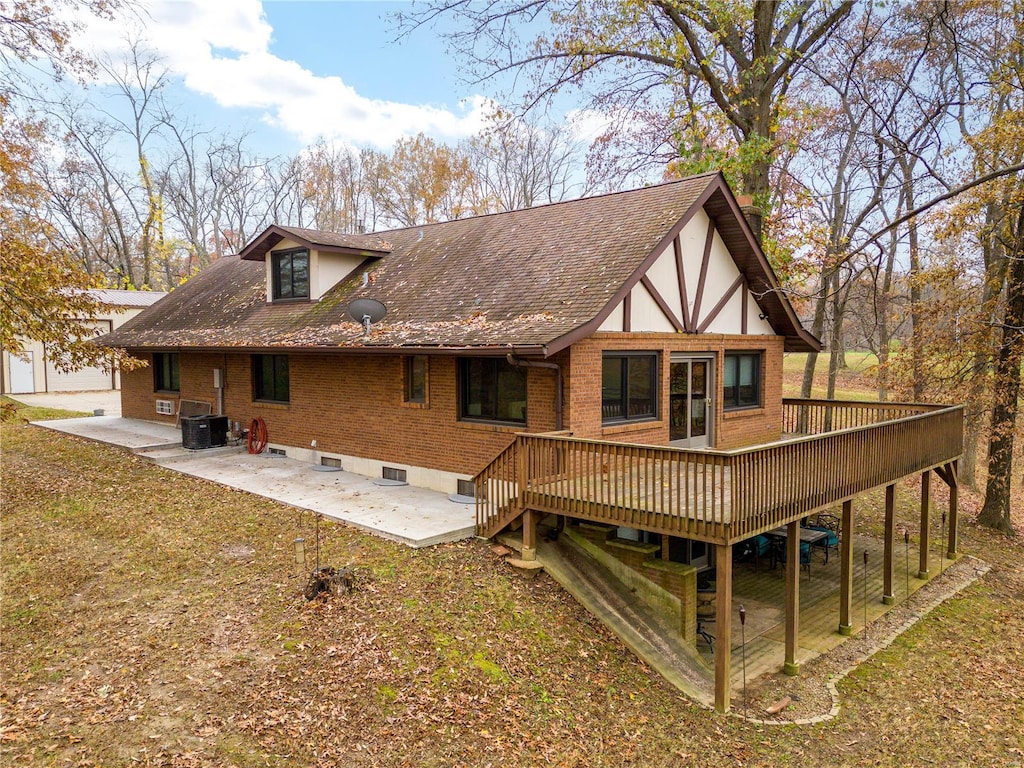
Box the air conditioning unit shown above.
[207,415,228,447]
[181,415,212,450]
[156,399,175,415]
[181,415,228,450]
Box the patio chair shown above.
[734,534,772,570]
[806,513,840,563]
[772,537,812,578]
[695,587,716,651]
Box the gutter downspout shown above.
[506,354,563,431]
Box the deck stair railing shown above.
[475,400,962,542]
[473,438,522,538]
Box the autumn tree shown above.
[959,0,1024,532]
[792,3,959,399]
[294,140,384,233]
[467,111,586,212]
[374,134,477,227]
[403,0,853,221]
[0,0,139,372]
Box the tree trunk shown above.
[961,403,981,489]
[801,273,830,398]
[905,171,925,401]
[978,204,1023,534]
[827,272,848,399]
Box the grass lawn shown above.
[2,400,1023,767]
[783,352,882,401]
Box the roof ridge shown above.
[271,172,723,240]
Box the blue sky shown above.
[72,0,521,157]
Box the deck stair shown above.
[500,526,715,707]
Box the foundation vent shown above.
[155,399,175,415]
[382,466,407,482]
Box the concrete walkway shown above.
[11,390,121,416]
[29,414,476,548]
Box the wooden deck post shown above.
[784,520,800,675]
[918,471,931,580]
[883,484,896,605]
[521,509,537,561]
[839,499,854,636]
[714,543,733,714]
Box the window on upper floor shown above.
[602,352,658,423]
[271,248,310,300]
[723,352,762,410]
[253,354,290,403]
[153,352,180,392]
[458,357,527,424]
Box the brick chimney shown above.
[736,194,763,246]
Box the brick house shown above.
[102,172,962,711]
[104,172,816,490]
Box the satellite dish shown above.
[347,298,387,337]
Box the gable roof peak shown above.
[239,224,392,261]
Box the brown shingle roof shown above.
[102,173,818,354]
[237,225,391,261]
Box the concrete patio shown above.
[29,412,476,548]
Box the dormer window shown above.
[271,248,310,300]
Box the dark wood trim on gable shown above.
[640,275,685,332]
[239,224,391,262]
[623,291,632,332]
[544,174,723,355]
[691,219,715,331]
[674,235,692,332]
[741,279,748,334]
[703,189,821,352]
[697,274,745,333]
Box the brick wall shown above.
[118,332,782,477]
[120,349,568,477]
[568,332,784,449]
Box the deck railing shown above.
[475,400,963,543]
[781,398,948,434]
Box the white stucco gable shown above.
[598,207,775,336]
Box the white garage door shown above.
[9,351,36,394]
[45,321,115,392]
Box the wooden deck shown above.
[696,533,954,686]
[522,456,733,541]
[474,399,964,712]
[476,400,963,544]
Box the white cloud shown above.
[69,0,489,148]
[564,109,609,144]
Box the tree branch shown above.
[847,162,1024,260]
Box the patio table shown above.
[765,526,830,574]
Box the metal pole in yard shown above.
[904,530,910,600]
[739,605,747,719]
[315,512,321,572]
[941,510,947,574]
[863,550,868,631]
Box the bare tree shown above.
[467,112,587,211]
[402,0,853,219]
